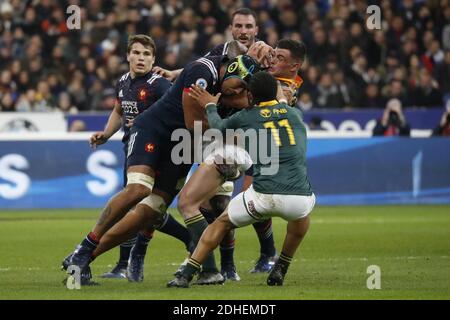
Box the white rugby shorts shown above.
[228,185,316,227]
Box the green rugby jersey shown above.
[206,100,312,195]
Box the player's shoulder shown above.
[205,42,229,57]
[118,72,131,83]
[285,104,304,121]
[145,72,170,87]
[185,56,220,84]
[189,56,218,72]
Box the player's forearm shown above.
[103,109,122,139]
[205,104,227,131]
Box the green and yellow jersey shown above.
[206,100,312,196]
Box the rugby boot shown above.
[174,257,189,277]
[221,264,241,281]
[167,275,191,288]
[266,262,288,286]
[250,254,278,273]
[100,261,127,279]
[194,271,225,285]
[126,246,145,282]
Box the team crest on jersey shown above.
[145,143,155,153]
[195,78,208,89]
[138,88,148,101]
[260,109,271,118]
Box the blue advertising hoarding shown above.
[0,138,449,209]
[67,108,444,132]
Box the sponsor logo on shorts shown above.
[247,200,262,219]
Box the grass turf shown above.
[0,206,449,300]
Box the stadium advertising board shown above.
[0,113,67,132]
[0,138,449,209]
[67,109,444,132]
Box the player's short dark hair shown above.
[248,71,278,104]
[276,39,307,62]
[231,8,258,25]
[127,34,156,55]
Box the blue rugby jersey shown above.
[115,71,171,143]
[133,55,225,135]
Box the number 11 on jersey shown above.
[263,119,296,146]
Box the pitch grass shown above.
[0,206,449,300]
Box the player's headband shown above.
[223,55,263,84]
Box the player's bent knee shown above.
[139,193,167,214]
[177,195,197,217]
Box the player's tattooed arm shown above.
[97,205,112,227]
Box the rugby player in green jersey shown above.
[168,71,316,287]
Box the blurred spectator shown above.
[383,79,409,107]
[431,101,450,136]
[57,92,78,114]
[333,69,357,108]
[373,99,411,136]
[301,66,319,101]
[434,50,450,95]
[34,80,56,112]
[298,92,314,111]
[15,90,34,112]
[0,1,449,113]
[315,72,346,109]
[308,116,325,131]
[308,27,330,67]
[0,69,16,97]
[410,69,443,107]
[0,92,15,111]
[443,6,450,50]
[69,120,87,132]
[100,87,116,111]
[363,83,384,109]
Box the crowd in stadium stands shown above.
[0,0,449,113]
